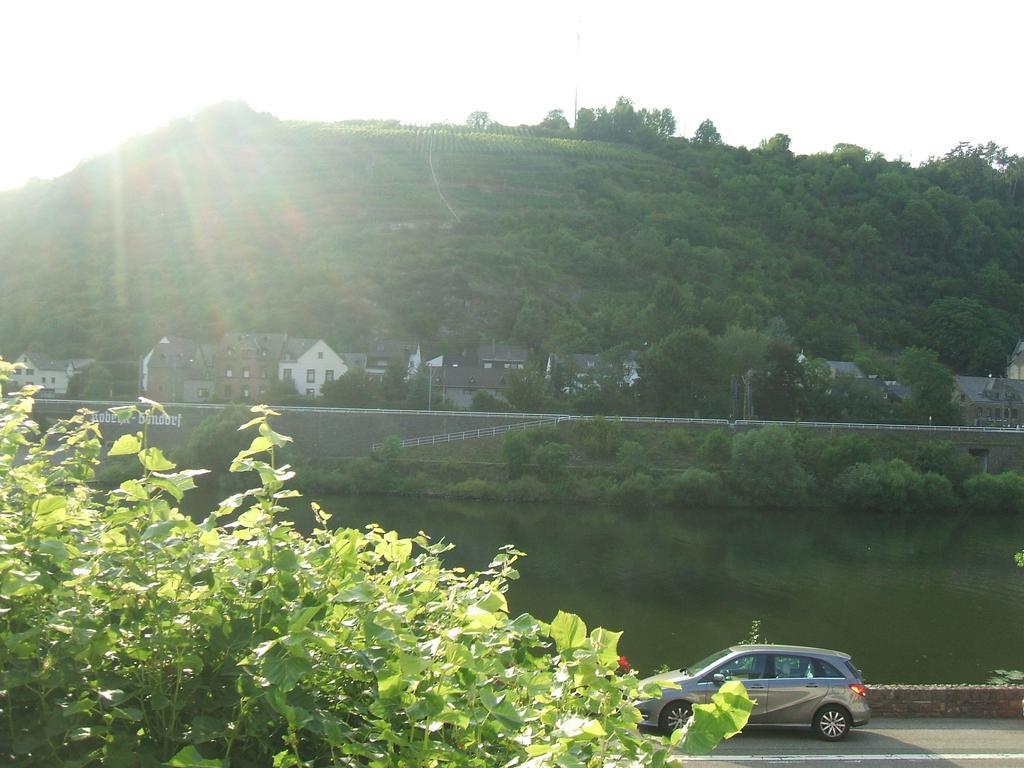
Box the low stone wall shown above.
[870,685,1024,718]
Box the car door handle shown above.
[748,685,766,689]
[804,684,820,688]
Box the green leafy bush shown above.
[616,441,647,476]
[0,370,751,765]
[833,459,956,515]
[573,417,623,459]
[661,468,732,508]
[697,429,731,467]
[501,430,534,479]
[729,427,811,507]
[449,478,498,498]
[533,441,572,481]
[610,472,657,507]
[963,472,1024,515]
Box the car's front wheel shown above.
[659,700,693,735]
[813,705,851,741]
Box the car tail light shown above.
[849,683,868,698]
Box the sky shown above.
[1,0,1021,191]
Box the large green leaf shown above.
[590,627,623,666]
[680,680,754,755]
[138,447,175,472]
[108,433,142,456]
[550,610,587,652]
[164,745,226,767]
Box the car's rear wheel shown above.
[813,704,851,741]
[659,700,693,735]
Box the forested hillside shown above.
[1,101,1021,409]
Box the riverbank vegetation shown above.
[0,376,753,765]
[290,421,1024,515]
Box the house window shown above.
[242,386,250,399]
[225,368,233,378]
[483,362,492,369]
[24,368,34,375]
[325,369,334,382]
[197,388,209,398]
[306,369,315,383]
[282,368,292,380]
[242,367,251,378]
[242,349,252,359]
[318,351,324,359]
[305,388,315,397]
[227,347,234,357]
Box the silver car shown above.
[637,644,870,741]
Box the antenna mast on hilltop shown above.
[573,14,581,127]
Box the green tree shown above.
[641,327,725,417]
[534,441,571,481]
[321,368,379,407]
[506,370,553,413]
[502,429,534,479]
[466,110,492,130]
[730,426,810,506]
[693,118,723,145]
[754,341,803,419]
[897,347,960,424]
[67,363,114,399]
[537,109,570,131]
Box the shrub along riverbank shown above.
[288,420,1024,515]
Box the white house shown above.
[278,338,348,397]
[365,340,421,381]
[8,352,94,396]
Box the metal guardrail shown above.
[372,416,569,450]
[28,398,1024,439]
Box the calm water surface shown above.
[198,490,1024,684]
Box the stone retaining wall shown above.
[870,685,1024,718]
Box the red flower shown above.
[617,655,632,673]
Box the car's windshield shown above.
[682,648,732,675]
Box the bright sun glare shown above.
[1,0,1021,191]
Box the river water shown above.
[197,490,1024,684]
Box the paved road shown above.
[674,718,1024,766]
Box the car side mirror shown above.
[713,673,726,685]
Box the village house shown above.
[478,342,527,369]
[212,333,288,403]
[8,352,95,397]
[141,333,363,403]
[954,375,1024,426]
[279,337,350,397]
[365,340,421,381]
[434,366,510,409]
[140,336,215,403]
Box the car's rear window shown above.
[810,658,844,678]
[843,659,862,679]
